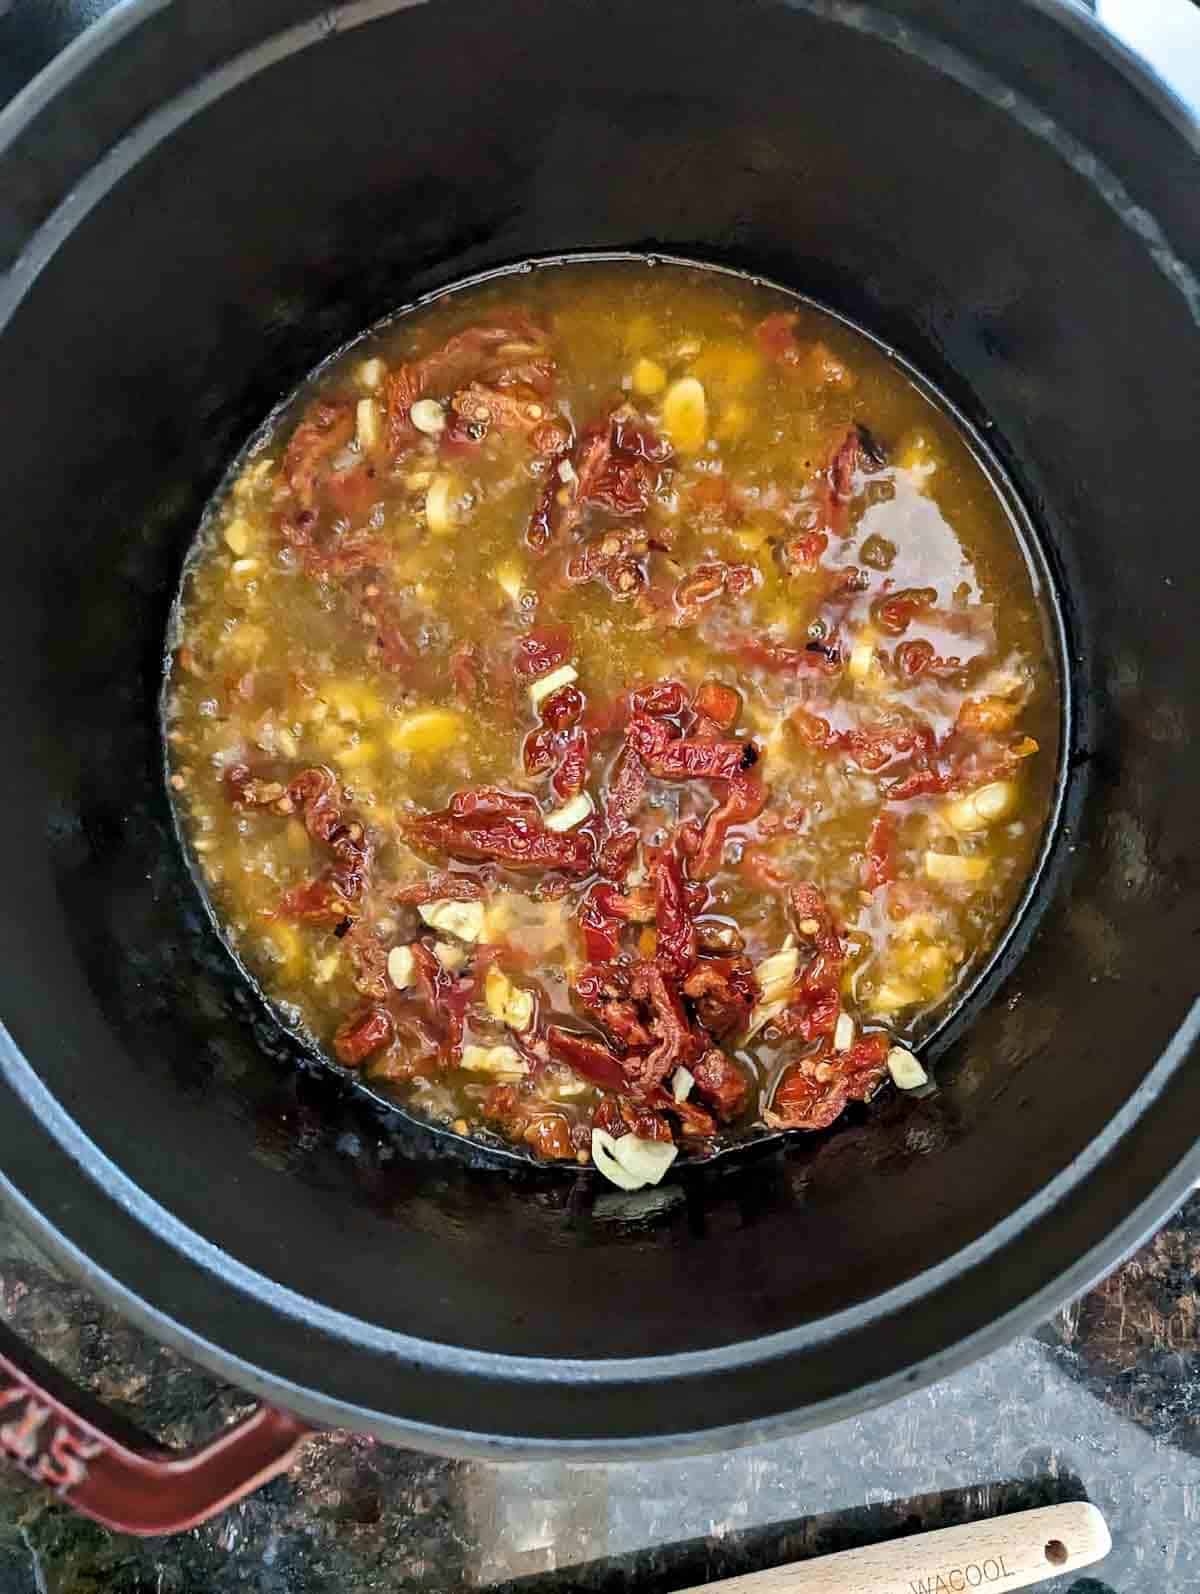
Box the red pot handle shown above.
[0,1317,313,1535]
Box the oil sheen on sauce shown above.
[165,261,1058,1172]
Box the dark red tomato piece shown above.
[513,626,572,683]
[551,727,590,800]
[630,680,689,718]
[692,680,741,730]
[540,683,584,730]
[895,638,935,676]
[756,311,802,364]
[334,1007,394,1067]
[546,1026,627,1092]
[653,848,697,980]
[523,725,558,775]
[872,586,938,636]
[863,809,898,889]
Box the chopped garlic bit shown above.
[387,944,417,990]
[631,357,667,396]
[411,398,446,436]
[870,979,922,1015]
[484,966,535,1032]
[847,628,877,684]
[223,517,253,556]
[425,474,457,534]
[895,429,938,483]
[460,1044,528,1078]
[756,945,800,1005]
[887,1045,928,1090]
[544,791,594,832]
[833,1012,855,1052]
[433,940,467,972]
[744,942,801,1040]
[313,952,341,985]
[924,850,990,885]
[357,357,386,390]
[944,781,1017,832]
[661,376,708,454]
[355,397,381,451]
[671,1066,695,1102]
[591,1128,678,1191]
[744,998,787,1043]
[529,663,578,708]
[419,898,485,941]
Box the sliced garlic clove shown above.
[419,898,485,941]
[887,1045,928,1090]
[529,663,578,708]
[661,376,708,453]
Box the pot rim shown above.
[1,0,1199,1455]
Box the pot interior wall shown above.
[0,0,1198,1441]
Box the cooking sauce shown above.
[165,261,1058,1178]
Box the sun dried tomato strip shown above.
[597,744,648,879]
[871,586,938,636]
[333,1007,395,1067]
[623,961,704,1091]
[551,726,590,800]
[546,1026,628,1092]
[674,561,759,619]
[451,381,552,436]
[270,767,373,920]
[757,312,803,363]
[682,957,759,1038]
[783,531,829,573]
[627,719,756,783]
[692,680,740,731]
[766,1032,890,1131]
[690,1048,750,1121]
[687,770,767,881]
[573,964,655,1050]
[863,810,898,890]
[592,1095,676,1144]
[641,1085,717,1139]
[885,728,1038,802]
[392,872,488,905]
[653,847,697,980]
[513,625,573,683]
[402,787,594,874]
[450,641,481,703]
[591,883,657,922]
[386,317,555,452]
[483,1086,577,1159]
[523,726,558,775]
[631,680,689,718]
[578,886,623,963]
[735,638,844,678]
[789,708,938,776]
[274,876,356,924]
[768,883,845,1044]
[282,400,355,509]
[540,684,584,731]
[822,423,886,535]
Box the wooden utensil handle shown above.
[676,1501,1110,1594]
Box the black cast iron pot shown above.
[0,0,1198,1533]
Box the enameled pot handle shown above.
[0,1317,312,1535]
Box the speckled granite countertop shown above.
[0,1192,1195,1592]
